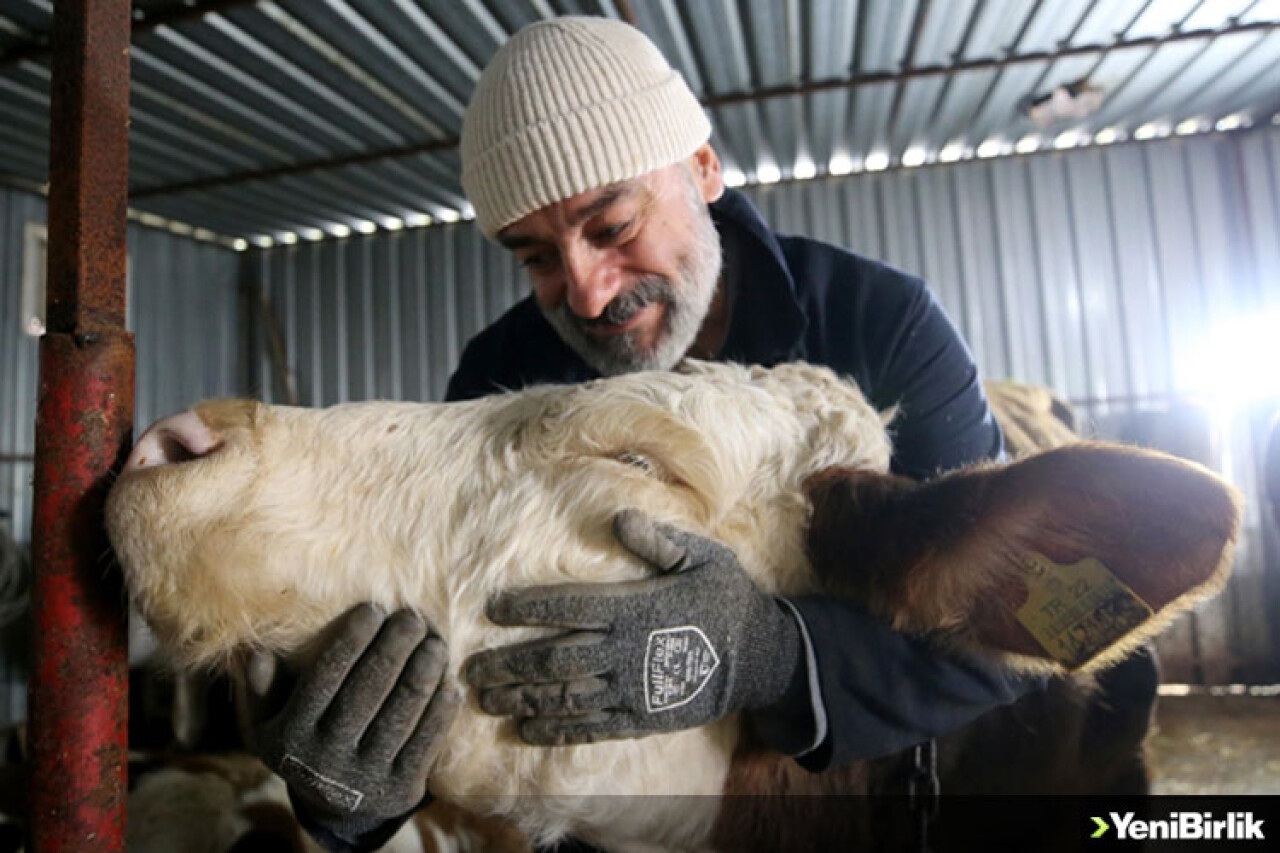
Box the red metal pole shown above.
[28,1,133,851]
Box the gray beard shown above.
[541,200,722,377]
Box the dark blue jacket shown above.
[446,189,1031,769]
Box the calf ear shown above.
[803,443,1241,673]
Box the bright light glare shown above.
[1053,130,1081,149]
[1015,135,1040,154]
[329,224,352,238]
[232,239,248,252]
[1185,312,1280,406]
[353,220,378,234]
[792,157,817,180]
[1134,121,1170,140]
[278,232,298,245]
[827,153,855,176]
[405,212,432,227]
[1094,127,1120,145]
[438,209,461,223]
[1215,113,1246,132]
[938,143,965,163]
[380,217,405,231]
[300,227,324,242]
[722,167,747,188]
[756,162,782,184]
[976,138,1004,159]
[1175,118,1206,136]
[901,146,927,168]
[864,151,890,172]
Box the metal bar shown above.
[701,20,1280,107]
[127,18,1280,200]
[29,0,133,851]
[0,0,259,69]
[0,456,35,464]
[130,137,460,199]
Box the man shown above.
[245,16,1033,852]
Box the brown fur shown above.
[803,443,1241,670]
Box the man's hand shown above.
[244,603,460,849]
[465,509,804,745]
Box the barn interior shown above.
[1,0,1279,849]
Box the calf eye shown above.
[615,451,655,477]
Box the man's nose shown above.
[562,247,623,320]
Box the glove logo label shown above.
[644,626,720,713]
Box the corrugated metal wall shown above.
[1,186,243,547]
[0,185,242,728]
[251,129,1280,410]
[248,129,1280,683]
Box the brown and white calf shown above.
[106,361,1239,852]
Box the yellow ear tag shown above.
[1016,553,1154,670]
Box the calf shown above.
[106,362,1238,852]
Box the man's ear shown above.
[803,443,1241,674]
[689,143,724,203]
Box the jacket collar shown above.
[711,189,809,365]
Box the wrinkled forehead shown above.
[496,166,685,248]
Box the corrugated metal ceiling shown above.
[1,0,1277,245]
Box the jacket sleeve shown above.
[748,261,1039,768]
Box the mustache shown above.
[573,277,674,328]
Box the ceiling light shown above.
[901,146,928,168]
[353,220,378,234]
[232,239,248,252]
[792,157,817,181]
[300,227,324,241]
[864,151,890,172]
[938,142,965,163]
[756,162,782,184]
[253,235,274,248]
[1014,134,1041,154]
[827,153,855,176]
[438,209,461,223]
[460,204,476,220]
[405,212,432,227]
[722,167,747,188]
[328,224,352,238]
[1094,127,1120,145]
[278,232,298,245]
[976,138,1005,159]
[380,216,405,231]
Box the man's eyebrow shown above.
[498,185,637,249]
[568,185,631,226]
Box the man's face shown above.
[497,152,724,375]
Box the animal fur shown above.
[106,361,1239,852]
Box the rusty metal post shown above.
[28,1,133,851]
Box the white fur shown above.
[107,361,892,851]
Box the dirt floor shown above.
[1147,691,1280,794]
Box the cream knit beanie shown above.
[461,16,712,239]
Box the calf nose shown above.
[124,411,220,472]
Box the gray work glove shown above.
[465,509,804,745]
[244,603,460,851]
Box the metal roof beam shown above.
[128,17,1280,200]
[0,0,260,69]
